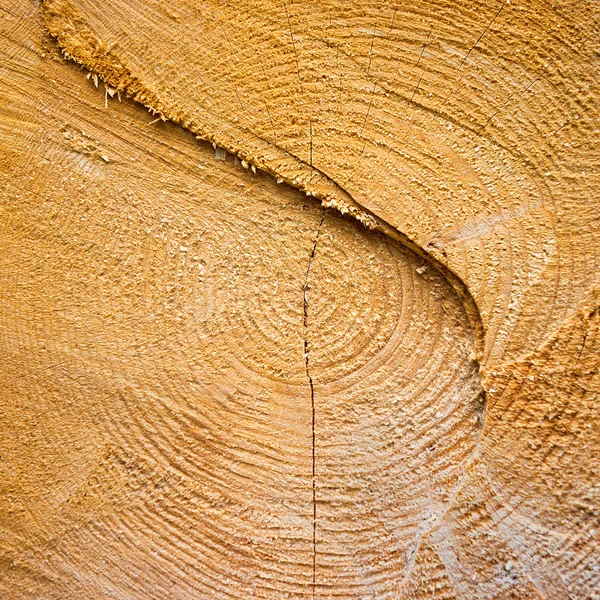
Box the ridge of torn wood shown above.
[40,0,488,355]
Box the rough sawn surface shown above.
[0,0,598,598]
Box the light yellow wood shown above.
[0,0,598,597]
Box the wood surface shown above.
[0,0,598,598]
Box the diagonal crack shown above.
[40,0,485,361]
[303,208,325,598]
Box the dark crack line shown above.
[458,1,505,71]
[283,0,303,92]
[303,208,325,598]
[309,120,313,167]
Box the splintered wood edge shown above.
[40,0,486,362]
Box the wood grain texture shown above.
[0,0,598,598]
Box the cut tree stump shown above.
[0,0,598,598]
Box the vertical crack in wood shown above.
[303,208,325,597]
[283,0,303,92]
[309,120,313,168]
